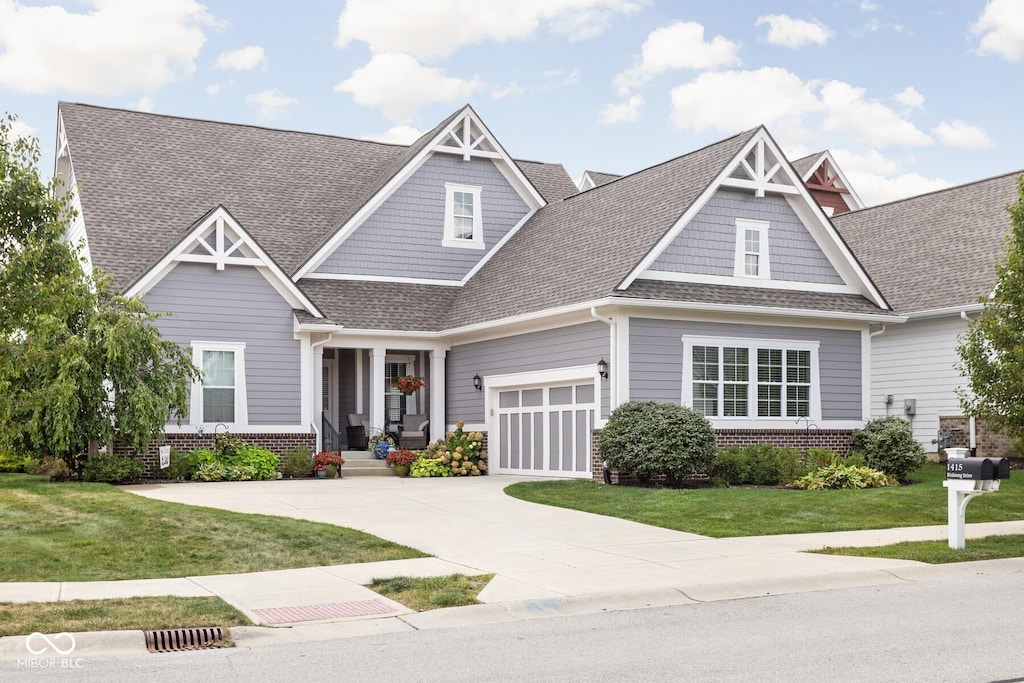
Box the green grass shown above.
[816,535,1024,564]
[0,596,251,637]
[0,473,427,581]
[505,463,1024,537]
[368,574,494,611]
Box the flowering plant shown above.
[386,449,420,467]
[390,375,425,393]
[313,451,345,472]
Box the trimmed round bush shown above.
[599,401,717,484]
[850,416,927,480]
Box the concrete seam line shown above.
[674,588,705,603]
[394,615,421,631]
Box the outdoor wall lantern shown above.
[597,359,609,380]
[473,374,483,391]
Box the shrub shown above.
[150,448,193,480]
[794,461,897,490]
[387,449,420,467]
[411,457,452,478]
[82,454,144,484]
[194,461,226,482]
[36,456,73,481]
[423,422,487,476]
[850,416,926,480]
[223,444,278,480]
[599,401,717,484]
[280,446,313,478]
[0,450,39,473]
[805,448,837,469]
[223,464,258,481]
[712,444,809,486]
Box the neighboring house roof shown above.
[58,102,577,291]
[578,170,622,191]
[832,170,1021,314]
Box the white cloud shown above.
[670,67,819,136]
[363,125,424,145]
[244,88,298,120]
[859,1,879,11]
[491,81,526,99]
[3,119,36,144]
[756,14,833,48]
[130,95,155,112]
[334,53,481,122]
[0,0,210,95]
[972,0,1024,62]
[831,148,903,177]
[598,95,644,124]
[543,67,580,88]
[820,81,932,147]
[214,45,266,71]
[894,86,924,110]
[614,21,740,94]
[932,120,994,149]
[205,83,220,96]
[336,0,644,60]
[846,171,951,206]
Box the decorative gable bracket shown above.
[721,137,799,198]
[433,116,502,161]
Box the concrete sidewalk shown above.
[3,476,1023,631]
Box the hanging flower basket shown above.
[390,375,425,395]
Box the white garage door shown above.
[493,382,596,478]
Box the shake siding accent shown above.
[447,322,610,423]
[629,318,862,420]
[649,189,843,284]
[144,262,301,424]
[870,315,968,451]
[314,154,529,281]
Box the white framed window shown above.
[734,219,770,279]
[443,182,484,250]
[190,341,247,426]
[682,336,819,421]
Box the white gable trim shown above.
[800,150,865,211]
[125,206,322,317]
[578,172,597,192]
[302,272,464,287]
[618,127,889,310]
[293,105,545,280]
[638,270,861,295]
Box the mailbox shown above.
[946,457,1010,481]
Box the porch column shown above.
[429,349,446,441]
[369,347,386,434]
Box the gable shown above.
[647,188,843,286]
[309,153,530,284]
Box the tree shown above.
[0,115,198,474]
[957,175,1024,438]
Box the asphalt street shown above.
[9,571,1024,682]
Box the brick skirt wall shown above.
[937,416,1017,459]
[591,428,853,483]
[116,432,316,477]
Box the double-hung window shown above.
[683,337,818,421]
[191,341,248,426]
[734,219,770,279]
[443,183,484,249]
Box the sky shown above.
[1,0,1022,206]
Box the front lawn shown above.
[0,474,426,581]
[505,463,1024,537]
[815,535,1024,564]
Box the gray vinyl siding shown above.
[338,349,357,423]
[144,262,301,424]
[314,153,530,281]
[629,318,862,420]
[649,189,843,285]
[447,322,610,424]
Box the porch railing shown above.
[322,413,342,453]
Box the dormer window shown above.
[443,183,484,249]
[734,219,770,279]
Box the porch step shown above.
[341,450,379,461]
[339,452,393,477]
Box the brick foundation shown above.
[937,416,1017,459]
[591,427,853,483]
[116,432,316,477]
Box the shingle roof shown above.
[446,129,763,327]
[59,102,577,290]
[298,280,460,331]
[790,152,823,179]
[832,171,1021,313]
[583,170,621,187]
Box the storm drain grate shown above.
[252,600,398,624]
[144,626,226,653]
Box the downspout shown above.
[590,307,616,410]
[869,325,886,339]
[961,311,977,451]
[310,332,337,451]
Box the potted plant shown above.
[367,431,395,460]
[386,449,419,477]
[313,451,345,478]
[390,375,425,395]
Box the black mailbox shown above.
[946,457,1011,480]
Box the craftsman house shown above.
[56,102,897,479]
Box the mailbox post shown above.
[943,454,1010,550]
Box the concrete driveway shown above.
[124,475,968,604]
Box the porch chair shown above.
[346,413,369,451]
[399,414,429,450]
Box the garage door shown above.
[493,382,596,478]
